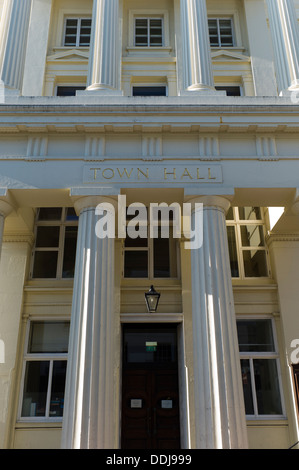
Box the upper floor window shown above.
[226,207,270,278]
[64,18,92,47]
[208,18,234,47]
[31,208,78,280]
[19,321,69,421]
[134,17,163,47]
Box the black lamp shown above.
[145,285,160,313]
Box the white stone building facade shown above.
[0,0,299,450]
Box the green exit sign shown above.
[146,341,157,352]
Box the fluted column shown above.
[189,196,248,448]
[179,0,216,94]
[267,0,299,94]
[86,0,122,94]
[61,196,117,449]
[0,0,32,92]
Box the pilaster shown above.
[243,0,278,96]
[22,0,53,96]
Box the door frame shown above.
[119,315,191,449]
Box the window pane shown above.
[254,359,283,415]
[136,19,148,28]
[154,237,170,278]
[125,235,148,248]
[227,226,239,277]
[21,361,49,417]
[132,86,167,96]
[226,207,234,220]
[237,320,275,353]
[124,251,148,278]
[240,225,265,247]
[79,19,91,46]
[62,226,78,278]
[32,251,58,278]
[35,226,60,248]
[123,325,178,365]
[241,359,254,414]
[243,250,268,277]
[50,361,67,417]
[29,322,70,353]
[38,208,62,221]
[135,36,148,46]
[65,19,78,46]
[66,207,79,221]
[238,207,262,221]
[208,19,219,46]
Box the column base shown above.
[0,85,20,103]
[179,84,226,96]
[280,84,299,104]
[77,85,123,96]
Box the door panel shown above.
[121,369,180,449]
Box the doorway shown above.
[121,324,181,449]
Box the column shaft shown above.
[190,197,248,448]
[267,0,299,93]
[180,0,215,93]
[61,200,116,448]
[87,0,121,93]
[0,0,32,91]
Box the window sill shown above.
[15,420,63,428]
[24,279,74,291]
[52,46,90,52]
[125,46,173,58]
[246,417,287,424]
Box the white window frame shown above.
[208,17,235,47]
[128,10,170,49]
[134,17,164,47]
[226,207,270,279]
[237,316,286,420]
[63,16,92,47]
[30,207,78,280]
[18,319,69,423]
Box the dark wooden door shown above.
[121,324,181,449]
[121,368,180,449]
